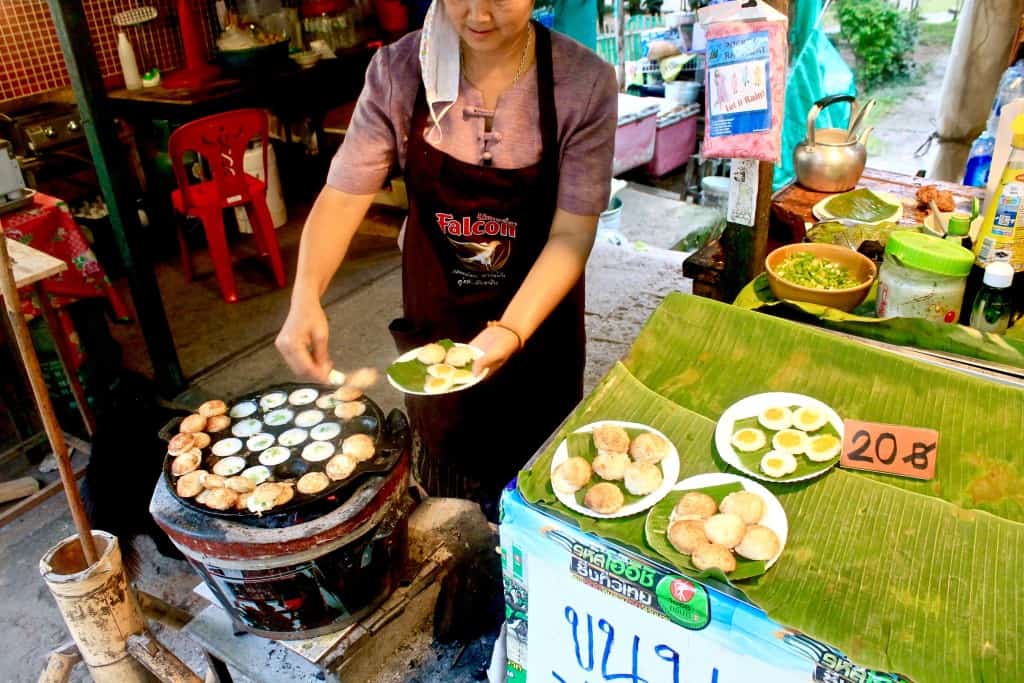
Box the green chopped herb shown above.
[776,252,860,290]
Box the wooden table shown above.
[0,238,92,527]
[7,238,66,287]
[684,168,986,301]
[770,167,986,243]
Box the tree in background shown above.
[836,0,920,89]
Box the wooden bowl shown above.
[764,243,877,312]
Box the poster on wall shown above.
[707,31,772,138]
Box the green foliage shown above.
[918,20,957,46]
[837,0,920,89]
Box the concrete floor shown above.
[0,183,701,682]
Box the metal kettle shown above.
[794,94,872,193]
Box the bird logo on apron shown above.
[434,211,515,276]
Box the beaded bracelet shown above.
[487,320,523,351]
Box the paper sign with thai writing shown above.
[840,419,938,480]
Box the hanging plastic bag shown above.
[699,0,788,162]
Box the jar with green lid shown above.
[876,231,975,322]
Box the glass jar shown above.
[876,232,974,323]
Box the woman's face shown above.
[444,0,534,54]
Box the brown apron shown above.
[389,23,584,517]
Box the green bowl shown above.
[218,40,290,72]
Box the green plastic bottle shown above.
[970,261,1015,334]
[945,212,973,250]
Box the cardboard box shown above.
[499,486,906,683]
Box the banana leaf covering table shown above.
[508,293,1021,683]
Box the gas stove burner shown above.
[0,102,85,156]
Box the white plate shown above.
[715,392,843,484]
[550,421,681,519]
[671,473,788,569]
[812,189,904,225]
[387,343,489,396]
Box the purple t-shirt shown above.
[327,30,618,216]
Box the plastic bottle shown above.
[992,59,1024,120]
[963,129,995,188]
[945,212,973,250]
[117,32,142,90]
[975,115,1024,273]
[970,261,1015,334]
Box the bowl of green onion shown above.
[765,243,877,312]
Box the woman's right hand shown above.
[276,294,333,382]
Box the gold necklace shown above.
[461,24,534,88]
[512,24,533,87]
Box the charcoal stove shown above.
[150,387,414,640]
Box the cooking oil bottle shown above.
[963,115,1024,326]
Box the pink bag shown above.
[700,2,788,162]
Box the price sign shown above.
[840,420,938,480]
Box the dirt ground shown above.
[827,12,958,178]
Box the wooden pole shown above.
[717,0,788,300]
[0,238,96,565]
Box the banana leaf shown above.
[805,220,923,251]
[823,188,901,222]
[386,339,456,391]
[730,411,841,481]
[644,483,769,582]
[736,273,1024,369]
[518,294,1024,682]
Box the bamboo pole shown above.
[37,642,81,683]
[0,237,96,564]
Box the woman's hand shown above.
[276,294,333,382]
[469,324,521,377]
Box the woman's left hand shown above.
[469,325,521,377]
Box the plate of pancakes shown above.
[549,421,680,519]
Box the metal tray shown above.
[160,383,409,528]
[0,187,36,215]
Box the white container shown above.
[701,176,729,215]
[235,142,286,232]
[613,94,661,176]
[0,141,26,200]
[875,232,973,323]
[665,80,701,105]
[597,196,627,246]
[117,32,142,90]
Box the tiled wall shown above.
[0,0,220,104]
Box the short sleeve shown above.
[556,64,618,215]
[325,48,398,194]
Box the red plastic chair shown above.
[168,109,286,303]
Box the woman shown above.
[276,0,617,518]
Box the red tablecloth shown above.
[2,192,130,367]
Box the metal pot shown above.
[794,94,867,193]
